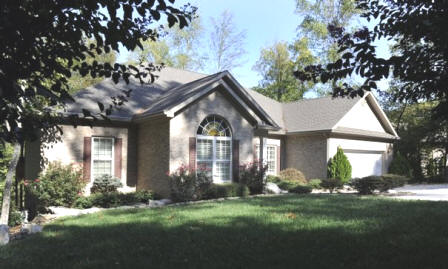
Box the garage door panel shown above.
[344,151,383,178]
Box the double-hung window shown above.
[266,145,277,175]
[196,116,232,183]
[91,137,114,180]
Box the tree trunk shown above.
[0,143,21,225]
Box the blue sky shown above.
[117,0,391,92]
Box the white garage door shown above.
[344,151,383,178]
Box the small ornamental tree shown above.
[327,147,352,183]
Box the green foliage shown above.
[295,0,448,126]
[388,152,412,177]
[426,175,448,184]
[253,42,310,102]
[74,190,154,209]
[267,176,301,191]
[308,179,322,189]
[239,161,268,195]
[380,174,409,192]
[293,0,359,96]
[205,183,249,199]
[289,184,312,194]
[327,147,352,183]
[25,162,86,212]
[0,143,13,182]
[320,178,343,193]
[1,0,194,145]
[350,176,384,195]
[168,164,212,202]
[279,168,307,184]
[90,175,123,194]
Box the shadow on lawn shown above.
[1,195,448,269]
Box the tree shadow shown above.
[1,195,448,269]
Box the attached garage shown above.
[344,151,384,178]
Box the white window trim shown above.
[256,139,280,176]
[91,136,115,182]
[266,145,277,175]
[196,135,232,183]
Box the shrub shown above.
[205,183,249,199]
[279,168,307,184]
[25,162,85,211]
[266,175,301,191]
[308,179,322,190]
[350,176,383,194]
[320,178,343,193]
[388,152,412,177]
[74,190,154,209]
[168,164,212,202]
[73,196,93,209]
[380,174,409,191]
[289,184,312,194]
[90,174,122,194]
[327,147,352,183]
[239,161,268,194]
[426,174,448,183]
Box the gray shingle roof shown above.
[66,67,396,139]
[65,67,207,120]
[281,96,361,133]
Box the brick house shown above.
[25,67,399,197]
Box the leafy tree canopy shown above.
[295,0,448,124]
[0,0,195,145]
[252,42,311,102]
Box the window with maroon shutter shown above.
[91,137,114,180]
[83,137,91,182]
[232,140,239,181]
[114,138,122,179]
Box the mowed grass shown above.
[1,194,448,269]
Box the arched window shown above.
[196,116,232,183]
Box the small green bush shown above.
[91,174,123,194]
[205,183,249,199]
[308,179,322,189]
[350,176,383,195]
[267,175,302,191]
[388,152,412,177]
[8,204,23,227]
[25,162,86,212]
[279,168,307,184]
[168,164,212,202]
[74,190,154,209]
[327,147,352,183]
[380,174,409,191]
[289,185,312,194]
[320,178,343,193]
[239,161,268,194]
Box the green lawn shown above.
[1,194,448,269]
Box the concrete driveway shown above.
[388,184,448,201]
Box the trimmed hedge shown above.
[308,179,322,190]
[74,190,154,209]
[350,174,410,194]
[289,185,312,194]
[279,168,307,184]
[320,178,343,193]
[205,183,250,199]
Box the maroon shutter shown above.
[83,137,91,182]
[276,145,281,175]
[232,140,240,182]
[114,138,122,179]
[189,137,196,172]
